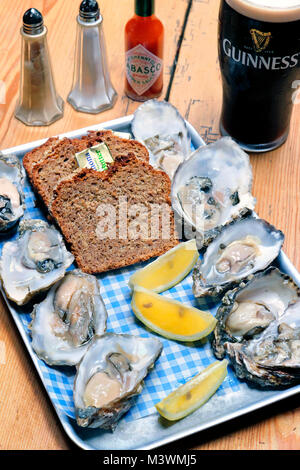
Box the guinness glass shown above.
[219,0,300,152]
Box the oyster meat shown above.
[131,99,191,179]
[171,138,256,247]
[213,268,300,387]
[0,153,25,232]
[0,219,74,305]
[74,333,162,429]
[193,215,284,299]
[31,270,107,366]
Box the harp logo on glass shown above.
[223,39,300,70]
[250,29,272,53]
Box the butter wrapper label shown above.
[75,143,114,171]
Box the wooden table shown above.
[0,0,299,451]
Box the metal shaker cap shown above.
[79,0,100,22]
[23,8,44,35]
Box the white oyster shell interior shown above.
[201,217,283,284]
[132,99,191,179]
[226,268,297,340]
[0,219,74,305]
[74,333,162,428]
[171,137,256,245]
[201,218,283,286]
[193,217,284,299]
[222,269,300,384]
[0,153,25,231]
[242,298,300,368]
[31,270,107,366]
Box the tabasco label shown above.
[126,44,163,96]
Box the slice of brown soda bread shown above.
[28,131,149,208]
[51,154,179,274]
[23,136,60,182]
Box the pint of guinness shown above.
[219,0,300,152]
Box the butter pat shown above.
[113,131,132,140]
[87,129,131,140]
[75,143,114,171]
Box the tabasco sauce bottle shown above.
[125,0,164,101]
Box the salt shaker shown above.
[67,0,117,114]
[15,8,64,126]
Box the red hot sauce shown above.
[125,0,164,101]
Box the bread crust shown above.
[51,155,179,274]
[31,139,77,207]
[24,131,149,209]
[23,137,60,181]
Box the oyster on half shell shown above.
[0,219,74,305]
[193,215,284,299]
[31,270,107,366]
[213,268,300,388]
[74,333,162,429]
[0,153,25,232]
[171,138,256,247]
[132,100,191,179]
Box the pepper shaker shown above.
[15,8,64,126]
[67,0,117,114]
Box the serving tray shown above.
[1,115,299,450]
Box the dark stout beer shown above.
[219,0,300,152]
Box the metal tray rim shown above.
[1,115,299,450]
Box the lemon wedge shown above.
[155,360,228,421]
[131,286,217,342]
[129,239,199,293]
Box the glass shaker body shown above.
[15,26,64,126]
[67,15,117,114]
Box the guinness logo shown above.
[250,29,272,53]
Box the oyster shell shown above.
[131,99,191,179]
[171,138,256,247]
[0,153,25,232]
[0,219,74,305]
[31,270,107,366]
[74,333,162,429]
[193,215,284,299]
[213,268,300,387]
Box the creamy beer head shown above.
[226,0,300,22]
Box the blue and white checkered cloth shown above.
[0,166,241,424]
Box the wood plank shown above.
[169,0,300,450]
[0,0,188,450]
[0,0,189,149]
